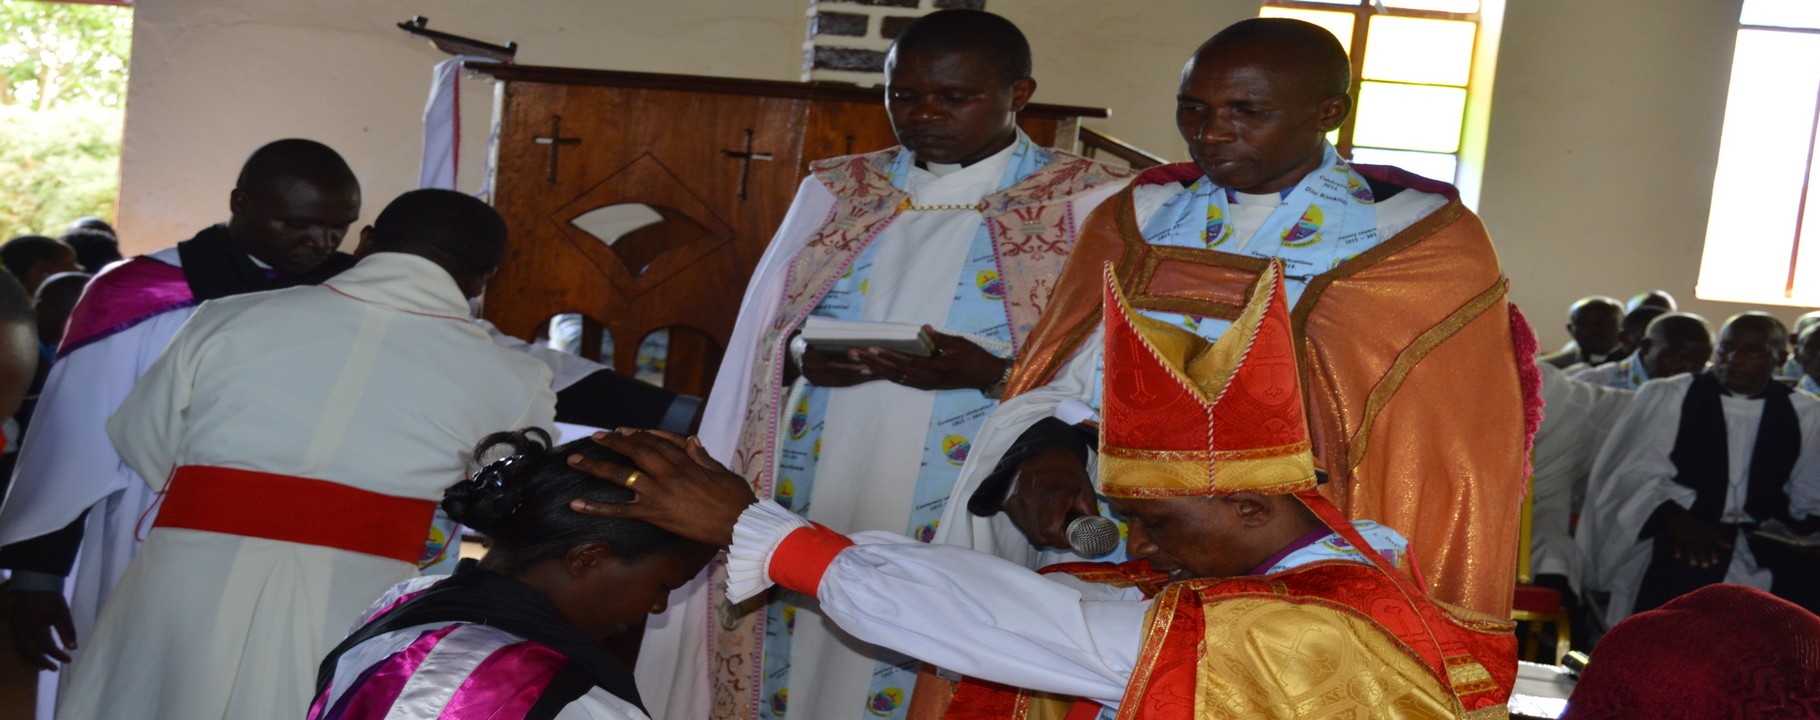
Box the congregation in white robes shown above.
[1567,354,1651,392]
[1576,372,1820,626]
[1530,362,1633,594]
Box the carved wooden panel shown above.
[478,65,1104,398]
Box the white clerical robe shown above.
[0,245,599,719]
[1566,356,1648,392]
[1531,362,1633,593]
[1576,373,1820,625]
[57,252,555,720]
[933,184,1448,570]
[0,246,191,720]
[784,149,1012,720]
[643,145,1123,720]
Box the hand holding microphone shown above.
[997,448,1122,556]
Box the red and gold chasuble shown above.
[711,149,1132,719]
[939,555,1514,720]
[1122,560,1514,719]
[929,260,1516,720]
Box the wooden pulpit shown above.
[471,63,1109,397]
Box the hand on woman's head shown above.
[568,430,757,548]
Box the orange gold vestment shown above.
[1005,163,1532,617]
[938,558,1514,720]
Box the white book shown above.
[1753,519,1820,549]
[800,317,935,357]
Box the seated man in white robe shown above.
[1612,305,1666,364]
[1794,323,1820,396]
[1539,296,1627,369]
[1778,310,1820,384]
[1578,312,1820,627]
[57,189,557,720]
[1568,312,1712,391]
[1626,289,1676,314]
[1530,361,1632,649]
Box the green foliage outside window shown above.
[0,0,131,239]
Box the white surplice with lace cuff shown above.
[726,498,1144,707]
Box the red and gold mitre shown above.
[1096,260,1315,498]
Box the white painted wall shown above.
[1477,0,1807,346]
[114,0,1812,347]
[115,0,808,254]
[990,0,1254,161]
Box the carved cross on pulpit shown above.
[533,115,582,184]
[720,129,773,200]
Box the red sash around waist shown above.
[152,465,435,564]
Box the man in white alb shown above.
[56,189,557,720]
[652,10,1133,720]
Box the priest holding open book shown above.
[632,10,1133,720]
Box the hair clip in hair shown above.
[472,454,523,487]
[467,454,529,518]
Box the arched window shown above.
[1695,0,1820,306]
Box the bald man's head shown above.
[227,139,361,275]
[1566,296,1625,358]
[1791,310,1820,353]
[1628,290,1676,313]
[1714,313,1787,396]
[1176,18,1353,194]
[1797,325,1820,385]
[1638,313,1713,380]
[1197,19,1351,100]
[1619,306,1669,357]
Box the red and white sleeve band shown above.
[769,524,855,598]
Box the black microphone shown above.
[1065,512,1120,557]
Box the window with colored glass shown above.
[1258,0,1487,187]
[1695,0,1820,306]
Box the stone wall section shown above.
[803,0,986,84]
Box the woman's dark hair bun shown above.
[442,428,552,533]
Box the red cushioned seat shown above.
[1513,583,1562,613]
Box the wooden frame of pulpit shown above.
[470,62,1109,398]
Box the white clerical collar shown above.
[911,138,1017,186]
[924,161,964,177]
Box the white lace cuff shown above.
[725,499,811,603]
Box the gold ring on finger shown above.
[625,470,642,487]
